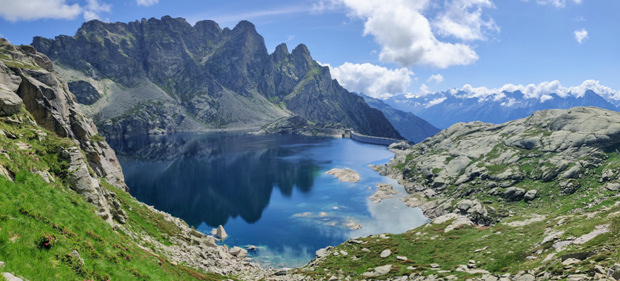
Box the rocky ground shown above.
[298,107,620,281]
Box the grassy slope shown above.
[302,145,620,280]
[0,110,226,281]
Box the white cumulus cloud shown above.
[329,62,414,99]
[137,0,159,7]
[0,0,111,22]
[574,28,588,44]
[433,0,499,41]
[0,0,82,21]
[83,0,111,21]
[322,0,497,68]
[427,74,444,84]
[536,0,582,8]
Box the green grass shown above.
[0,112,228,281]
[304,200,620,280]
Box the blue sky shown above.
[0,0,618,99]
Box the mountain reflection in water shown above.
[111,133,328,226]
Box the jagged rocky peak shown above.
[195,19,223,38]
[32,16,402,139]
[291,43,313,67]
[272,43,289,62]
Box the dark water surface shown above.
[111,133,427,267]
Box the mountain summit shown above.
[32,16,401,139]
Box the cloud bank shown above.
[0,0,111,21]
[329,62,414,99]
[447,80,619,102]
[535,0,582,8]
[137,0,159,7]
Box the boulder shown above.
[216,225,228,240]
[389,141,411,150]
[502,187,526,202]
[274,268,291,276]
[457,199,473,212]
[316,247,331,258]
[562,166,582,179]
[362,264,392,277]
[229,246,247,258]
[524,190,537,202]
[0,89,23,117]
[605,182,620,191]
[610,263,620,280]
[380,249,391,258]
[2,272,24,281]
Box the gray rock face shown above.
[0,39,128,225]
[0,41,127,190]
[502,187,526,202]
[32,16,401,139]
[524,190,537,202]
[0,89,22,117]
[67,80,101,105]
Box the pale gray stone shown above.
[380,249,391,258]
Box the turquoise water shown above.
[112,133,428,268]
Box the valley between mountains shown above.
[0,15,619,281]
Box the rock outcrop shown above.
[378,107,620,224]
[32,16,401,139]
[0,38,127,224]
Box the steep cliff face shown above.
[0,38,127,223]
[32,16,401,139]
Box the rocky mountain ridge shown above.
[32,16,401,139]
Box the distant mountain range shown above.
[32,16,401,139]
[384,89,620,129]
[358,93,440,143]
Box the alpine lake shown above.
[110,133,428,268]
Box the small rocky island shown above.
[325,168,362,183]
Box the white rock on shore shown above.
[325,168,361,183]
